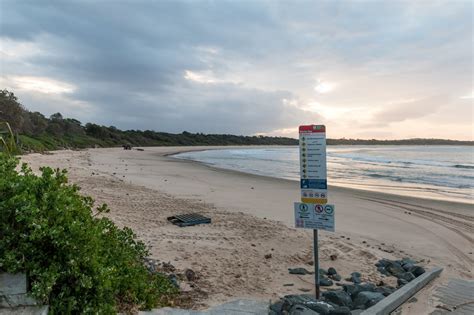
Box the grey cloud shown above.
[0,0,472,136]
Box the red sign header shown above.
[299,125,326,133]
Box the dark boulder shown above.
[319,268,328,275]
[323,290,353,308]
[401,258,416,266]
[347,272,362,284]
[269,300,284,314]
[288,304,320,314]
[375,259,391,268]
[375,286,396,297]
[397,272,415,282]
[282,295,337,315]
[353,291,385,309]
[402,262,415,272]
[320,277,334,286]
[377,266,391,276]
[386,262,405,276]
[343,283,376,299]
[330,274,342,281]
[411,266,425,277]
[328,267,337,275]
[289,268,313,275]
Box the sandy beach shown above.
[21,146,473,314]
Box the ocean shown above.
[174,146,474,204]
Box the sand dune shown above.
[21,147,473,313]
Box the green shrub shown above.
[0,154,177,313]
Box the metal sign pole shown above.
[314,229,320,299]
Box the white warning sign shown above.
[294,202,335,232]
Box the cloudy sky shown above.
[0,0,472,139]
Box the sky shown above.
[0,0,472,140]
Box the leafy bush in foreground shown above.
[0,154,177,313]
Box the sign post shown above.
[294,124,335,300]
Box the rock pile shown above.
[275,257,425,314]
[375,258,425,287]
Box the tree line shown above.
[0,89,471,152]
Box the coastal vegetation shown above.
[1,89,471,153]
[0,137,177,312]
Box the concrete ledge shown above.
[360,266,443,315]
[0,273,27,295]
[0,306,48,315]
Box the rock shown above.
[184,269,196,281]
[329,306,352,315]
[411,266,425,277]
[167,274,179,288]
[288,304,320,314]
[377,267,391,276]
[386,261,405,276]
[330,274,342,281]
[319,268,328,275]
[353,291,385,309]
[328,267,337,275]
[265,253,273,259]
[330,254,338,261]
[299,288,312,292]
[269,300,284,314]
[402,262,415,272]
[397,278,409,287]
[343,283,376,298]
[401,257,416,266]
[320,277,334,286]
[375,286,396,297]
[397,272,415,282]
[375,259,391,268]
[323,290,353,308]
[282,295,336,314]
[284,283,294,287]
[289,268,313,275]
[347,272,361,284]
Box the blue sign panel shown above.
[300,179,327,189]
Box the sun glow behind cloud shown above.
[4,76,76,94]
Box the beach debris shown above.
[135,148,144,151]
[167,213,211,227]
[283,283,294,287]
[162,261,176,272]
[264,253,273,259]
[122,144,132,150]
[184,269,196,281]
[288,267,314,275]
[330,254,338,261]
